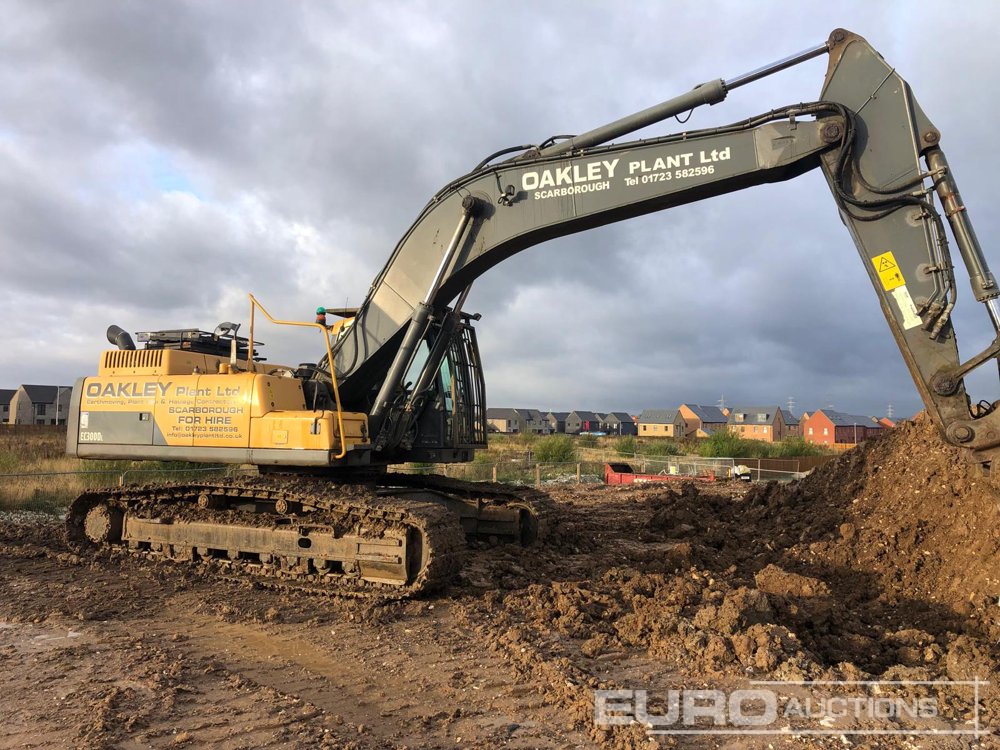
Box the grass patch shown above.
[532,435,577,463]
[0,428,233,515]
[614,436,637,457]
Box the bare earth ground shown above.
[1,416,999,749]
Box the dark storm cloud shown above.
[2,1,1000,420]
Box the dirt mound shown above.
[743,414,1000,639]
[457,417,1000,745]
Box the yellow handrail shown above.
[247,293,348,460]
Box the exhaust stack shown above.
[106,325,136,351]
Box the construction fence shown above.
[398,453,838,486]
[0,453,841,515]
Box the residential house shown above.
[677,404,728,438]
[545,411,568,434]
[565,411,602,434]
[517,409,552,434]
[486,408,523,434]
[486,408,551,434]
[727,406,788,442]
[802,409,883,446]
[8,384,73,425]
[0,389,14,424]
[602,412,638,435]
[638,409,686,438]
[781,409,801,438]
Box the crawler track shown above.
[65,474,554,600]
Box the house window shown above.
[757,413,768,422]
[808,427,813,435]
[642,425,647,432]
[823,427,829,436]
[735,413,745,423]
[754,426,760,433]
[35,403,47,416]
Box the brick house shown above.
[781,409,802,438]
[727,406,788,442]
[802,409,883,446]
[602,412,638,435]
[8,384,73,425]
[638,409,686,438]
[677,404,728,438]
[0,389,13,423]
[565,411,602,434]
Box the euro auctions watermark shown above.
[595,680,989,737]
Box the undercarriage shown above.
[66,474,553,599]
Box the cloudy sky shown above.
[3,1,1000,419]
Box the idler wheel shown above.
[83,504,123,544]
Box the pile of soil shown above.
[743,414,1000,638]
[457,415,1000,745]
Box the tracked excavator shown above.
[64,29,1000,597]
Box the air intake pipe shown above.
[106,325,136,351]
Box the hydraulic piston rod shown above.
[926,148,1000,331]
[370,197,480,421]
[538,41,829,157]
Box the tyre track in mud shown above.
[0,536,590,749]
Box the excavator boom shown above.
[326,28,1000,469]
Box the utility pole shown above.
[887,403,894,419]
[787,395,795,414]
[717,394,727,410]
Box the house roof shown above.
[568,410,600,421]
[682,404,727,423]
[515,408,543,421]
[639,408,680,424]
[727,406,781,424]
[546,411,568,420]
[486,407,520,420]
[603,412,633,423]
[818,409,880,427]
[780,408,800,426]
[0,389,14,406]
[21,385,72,404]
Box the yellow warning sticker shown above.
[872,251,905,291]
